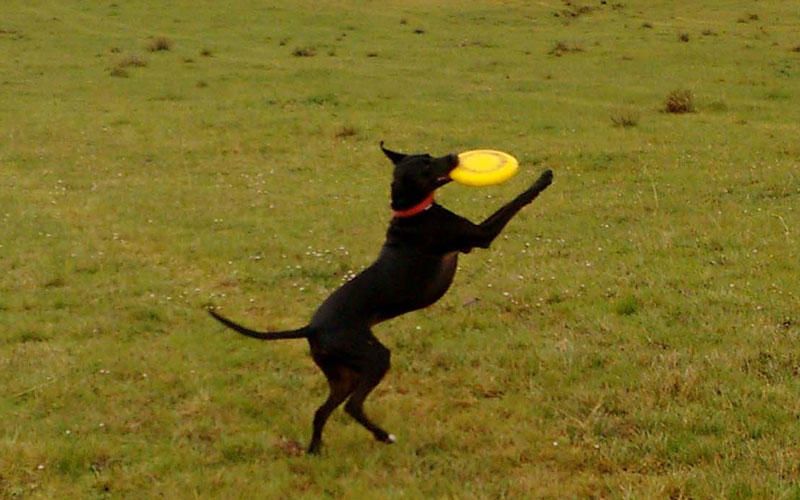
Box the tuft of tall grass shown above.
[116,54,147,68]
[147,36,173,52]
[610,109,640,128]
[614,295,640,316]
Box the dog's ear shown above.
[380,141,407,165]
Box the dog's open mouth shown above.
[436,174,453,187]
[430,154,459,188]
[438,155,460,184]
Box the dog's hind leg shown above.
[344,335,394,444]
[307,364,357,455]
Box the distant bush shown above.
[147,36,173,52]
[664,89,695,114]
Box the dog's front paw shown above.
[520,169,553,204]
[531,169,553,193]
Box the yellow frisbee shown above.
[452,150,519,187]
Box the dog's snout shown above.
[447,154,459,168]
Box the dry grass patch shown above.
[334,126,358,139]
[549,40,584,56]
[557,0,595,19]
[117,54,147,68]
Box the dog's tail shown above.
[208,309,310,340]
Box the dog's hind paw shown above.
[387,434,397,443]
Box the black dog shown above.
[209,143,553,454]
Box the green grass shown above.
[2,0,799,497]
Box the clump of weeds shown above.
[292,47,316,57]
[664,89,695,113]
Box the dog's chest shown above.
[417,252,458,306]
[368,249,460,322]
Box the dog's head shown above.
[381,142,459,211]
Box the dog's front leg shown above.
[468,169,553,249]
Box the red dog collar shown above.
[392,193,434,218]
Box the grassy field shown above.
[2,0,799,497]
